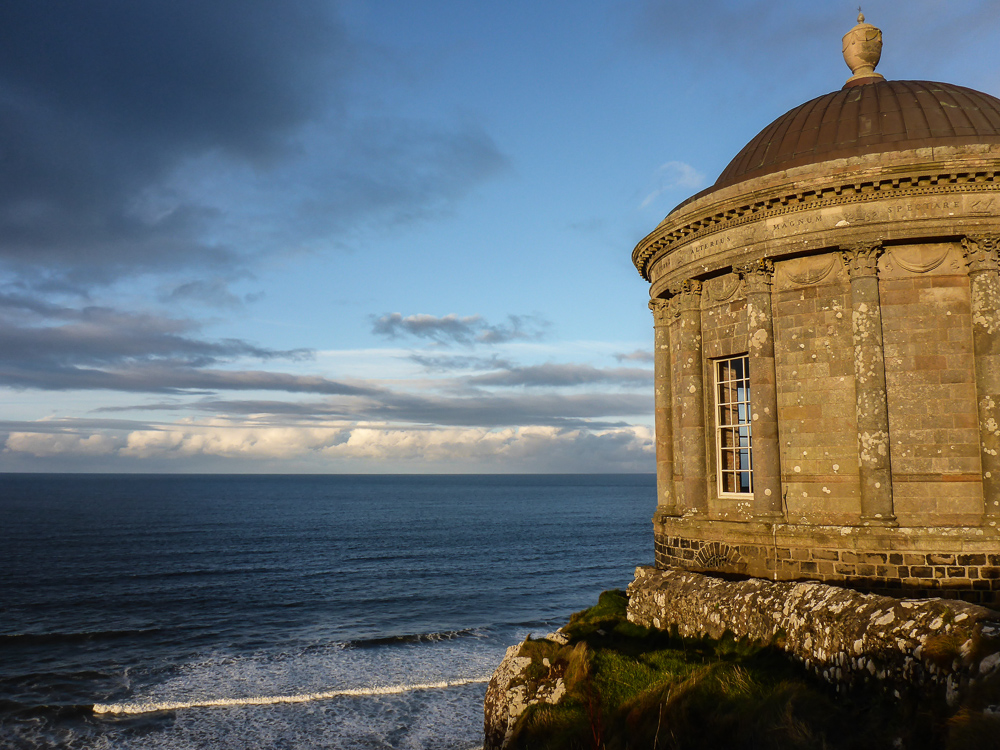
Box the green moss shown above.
[504,590,1000,750]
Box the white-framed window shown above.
[716,355,753,496]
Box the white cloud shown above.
[639,161,706,209]
[120,424,349,459]
[4,421,654,472]
[5,432,122,457]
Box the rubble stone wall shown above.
[627,566,1000,699]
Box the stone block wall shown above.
[880,244,983,526]
[653,522,1000,605]
[772,256,859,524]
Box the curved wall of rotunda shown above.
[633,17,1000,605]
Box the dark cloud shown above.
[372,312,546,345]
[0,294,356,393]
[0,297,304,366]
[373,313,481,343]
[122,390,651,429]
[0,1,346,281]
[0,417,160,434]
[160,278,259,309]
[5,367,379,396]
[367,391,650,427]
[468,363,652,387]
[477,315,549,344]
[0,1,506,289]
[301,119,506,236]
[0,2,347,156]
[614,349,655,364]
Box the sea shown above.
[0,473,654,749]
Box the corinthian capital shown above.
[841,240,884,279]
[668,279,703,313]
[649,298,672,325]
[734,259,774,294]
[962,235,1000,274]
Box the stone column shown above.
[650,298,678,518]
[962,236,1000,524]
[735,260,784,520]
[841,241,896,526]
[671,280,707,515]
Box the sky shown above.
[1,0,998,473]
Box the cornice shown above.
[633,167,1000,281]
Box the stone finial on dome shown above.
[842,11,885,88]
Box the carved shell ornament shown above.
[706,274,744,303]
[884,245,966,274]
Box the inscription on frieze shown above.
[881,198,962,220]
[648,192,1000,284]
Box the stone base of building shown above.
[653,515,1000,605]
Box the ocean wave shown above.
[0,628,163,646]
[340,627,488,649]
[92,677,490,715]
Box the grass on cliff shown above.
[506,590,1000,750]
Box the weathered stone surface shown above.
[632,26,1000,602]
[483,633,567,750]
[627,566,1000,698]
[652,517,1000,605]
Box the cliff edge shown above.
[484,568,1000,750]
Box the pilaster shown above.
[962,235,1000,524]
[650,298,678,519]
[841,241,896,526]
[671,280,707,515]
[735,259,784,520]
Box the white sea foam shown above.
[93,676,490,715]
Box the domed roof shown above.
[715,80,1000,190]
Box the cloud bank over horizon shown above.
[1,297,654,470]
[5,1,992,473]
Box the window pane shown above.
[739,472,751,493]
[718,359,732,381]
[716,355,752,496]
[727,357,745,380]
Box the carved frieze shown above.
[632,171,1000,280]
[634,169,1000,281]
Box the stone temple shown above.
[632,15,1000,604]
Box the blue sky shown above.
[2,0,997,472]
